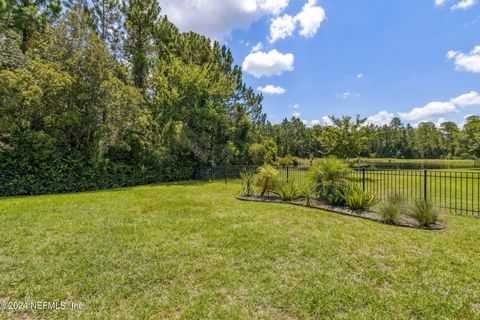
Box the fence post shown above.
[224,166,227,185]
[362,167,366,192]
[286,166,289,182]
[210,165,214,181]
[424,169,428,201]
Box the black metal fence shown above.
[195,166,480,216]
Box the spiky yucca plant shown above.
[341,186,378,211]
[273,180,299,201]
[239,170,255,196]
[299,182,317,207]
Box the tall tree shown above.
[124,0,160,90]
[0,0,61,53]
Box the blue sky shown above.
[159,0,480,127]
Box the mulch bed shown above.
[237,195,445,230]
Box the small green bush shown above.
[324,185,347,206]
[239,170,255,196]
[341,186,378,210]
[410,199,439,226]
[309,157,351,204]
[254,164,280,196]
[273,180,299,201]
[379,194,404,224]
[299,182,317,207]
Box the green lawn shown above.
[1,181,480,319]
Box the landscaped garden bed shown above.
[237,195,445,230]
[238,158,445,230]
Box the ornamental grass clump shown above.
[341,186,378,211]
[254,164,280,196]
[378,194,404,224]
[239,170,255,196]
[410,198,440,227]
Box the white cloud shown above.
[336,92,360,100]
[268,0,325,42]
[311,119,321,126]
[447,46,480,73]
[251,42,263,53]
[293,104,300,109]
[399,101,458,122]
[269,14,297,43]
[356,73,363,79]
[257,85,286,95]
[435,117,448,127]
[242,49,294,78]
[159,0,289,39]
[435,0,446,6]
[366,111,395,126]
[259,0,290,15]
[450,91,480,106]
[322,115,334,125]
[451,0,477,10]
[295,0,326,37]
[293,112,301,118]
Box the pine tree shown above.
[124,0,160,90]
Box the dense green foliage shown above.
[0,2,265,195]
[1,2,479,196]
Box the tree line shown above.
[0,0,265,195]
[0,1,479,196]
[261,116,480,162]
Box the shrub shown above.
[324,185,347,206]
[277,155,300,168]
[341,186,378,210]
[273,180,299,201]
[309,157,351,203]
[254,164,280,196]
[410,199,439,226]
[378,194,404,224]
[299,182,317,207]
[239,170,255,196]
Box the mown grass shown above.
[299,158,479,169]
[349,158,477,166]
[1,181,480,319]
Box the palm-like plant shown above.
[254,164,280,196]
[309,157,351,201]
